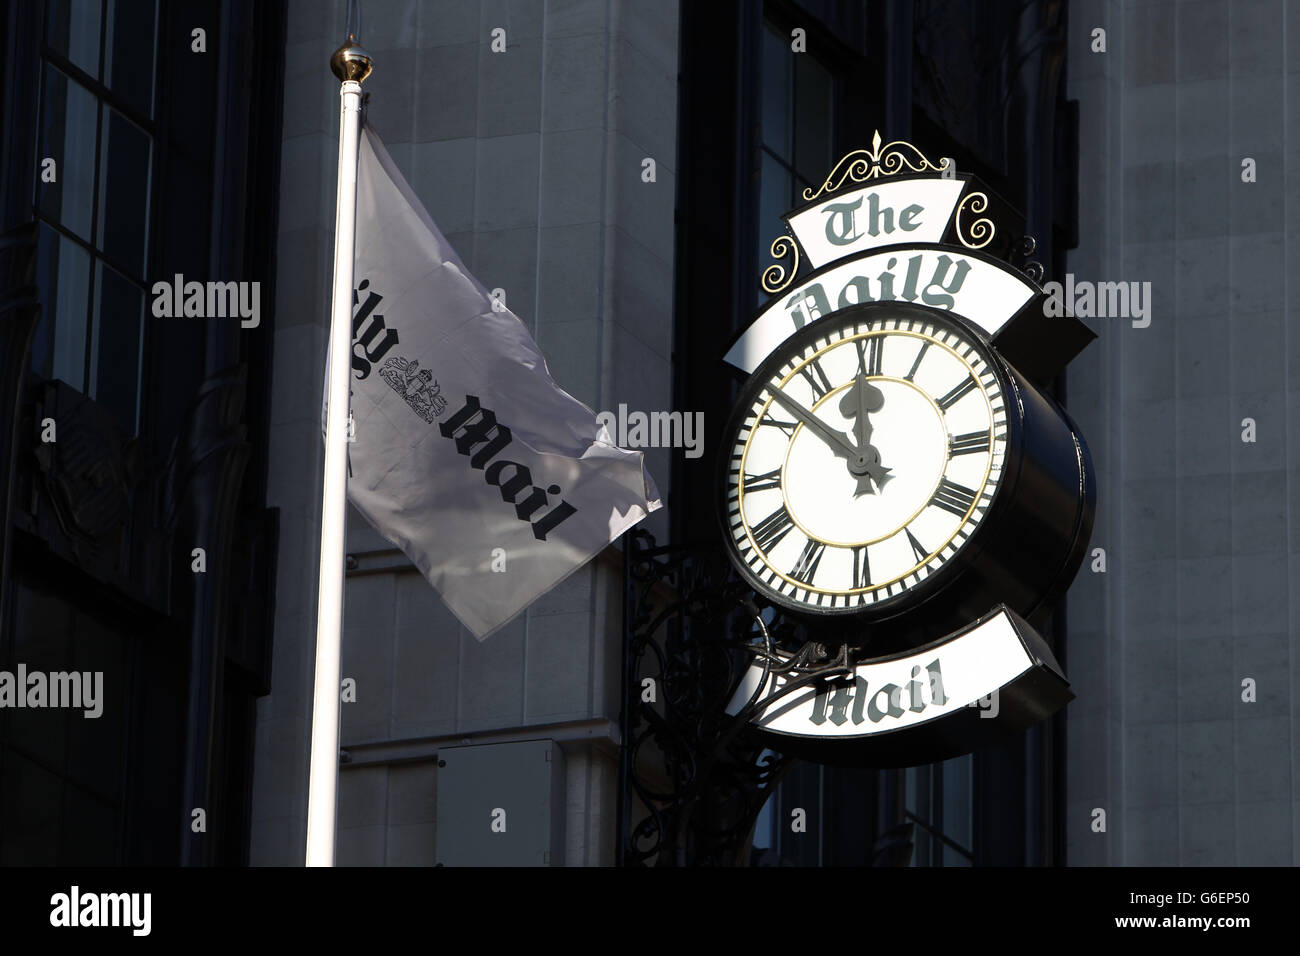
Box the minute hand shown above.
[765,387,860,461]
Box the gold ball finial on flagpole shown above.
[330,33,373,83]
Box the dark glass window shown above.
[31,224,93,388]
[755,20,835,305]
[33,0,157,436]
[905,754,974,866]
[37,65,98,243]
[92,261,145,432]
[0,582,130,865]
[45,0,103,79]
[104,0,159,118]
[96,105,152,276]
[793,54,833,181]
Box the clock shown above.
[718,300,1094,647]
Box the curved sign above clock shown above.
[724,245,1040,374]
[715,133,1097,767]
[786,177,968,267]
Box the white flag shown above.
[341,123,661,639]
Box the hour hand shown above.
[839,373,891,493]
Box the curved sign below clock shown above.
[724,605,1072,768]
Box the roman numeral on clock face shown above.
[949,430,991,456]
[905,528,928,563]
[751,505,795,552]
[904,341,930,381]
[799,357,833,400]
[790,539,825,583]
[937,376,978,410]
[759,412,797,436]
[930,477,979,517]
[851,545,871,589]
[857,335,883,376]
[743,467,782,493]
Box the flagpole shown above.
[306,32,372,867]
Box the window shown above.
[755,19,835,306]
[905,754,974,866]
[32,0,157,437]
[0,581,131,864]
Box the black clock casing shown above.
[717,300,1094,651]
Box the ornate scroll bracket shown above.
[1010,235,1044,283]
[954,191,995,250]
[760,234,800,295]
[802,130,951,202]
[620,530,805,866]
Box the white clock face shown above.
[725,310,1009,612]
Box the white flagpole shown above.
[306,31,372,867]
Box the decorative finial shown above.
[330,33,373,83]
[802,130,949,202]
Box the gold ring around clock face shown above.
[723,308,1009,613]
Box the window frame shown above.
[32,0,159,435]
